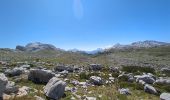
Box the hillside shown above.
[0,41,170,100]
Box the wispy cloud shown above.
[73,0,84,20]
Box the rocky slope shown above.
[16,42,58,52]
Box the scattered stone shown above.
[28,69,55,84]
[59,70,69,76]
[79,82,87,86]
[161,68,170,74]
[118,73,134,82]
[90,76,104,86]
[138,80,146,85]
[0,73,8,98]
[71,96,76,100]
[135,74,156,84]
[71,80,79,86]
[3,93,15,100]
[44,77,66,100]
[89,64,103,71]
[5,81,18,94]
[160,93,170,100]
[155,77,170,85]
[71,87,77,93]
[109,67,119,73]
[34,95,45,100]
[144,84,157,94]
[86,97,97,100]
[5,67,24,77]
[17,86,30,97]
[119,88,131,95]
[98,95,102,98]
[65,86,72,92]
[20,64,30,69]
[54,65,67,72]
[109,77,115,81]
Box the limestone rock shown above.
[44,77,66,100]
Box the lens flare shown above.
[73,0,84,20]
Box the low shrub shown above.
[117,94,128,100]
[112,72,119,78]
[154,83,170,92]
[119,82,143,90]
[79,72,99,80]
[122,66,155,74]
[118,75,129,82]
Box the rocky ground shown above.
[0,44,170,100]
[0,62,170,100]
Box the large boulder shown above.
[161,68,170,75]
[44,77,66,100]
[54,65,67,72]
[90,76,104,85]
[160,93,170,100]
[135,74,156,84]
[5,81,18,94]
[109,67,119,73]
[89,64,103,71]
[28,69,55,84]
[54,65,74,73]
[0,73,8,98]
[144,84,157,94]
[155,78,170,85]
[5,67,24,77]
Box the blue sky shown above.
[0,0,169,50]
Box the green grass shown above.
[122,66,155,74]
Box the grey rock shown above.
[89,64,103,71]
[144,84,157,94]
[86,97,97,100]
[44,77,66,100]
[20,65,30,69]
[90,76,104,85]
[34,95,45,100]
[160,93,170,100]
[28,69,55,84]
[109,67,119,73]
[109,77,115,83]
[54,65,67,72]
[155,78,170,85]
[5,67,24,77]
[17,86,30,97]
[118,73,134,82]
[71,80,79,86]
[138,80,146,85]
[161,68,170,74]
[135,74,155,84]
[54,65,74,73]
[119,88,131,95]
[0,73,8,97]
[5,81,18,94]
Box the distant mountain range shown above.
[16,42,59,52]
[15,40,170,54]
[68,48,104,54]
[109,40,170,49]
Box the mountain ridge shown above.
[14,40,170,53]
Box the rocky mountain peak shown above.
[16,42,57,52]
